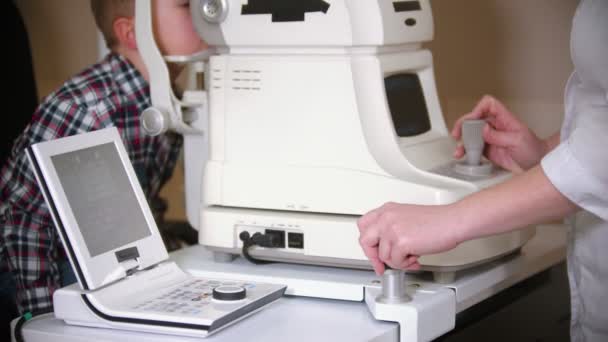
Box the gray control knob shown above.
[141,107,170,136]
[462,119,485,165]
[199,0,229,23]
[376,269,411,304]
[213,285,247,301]
[454,119,493,176]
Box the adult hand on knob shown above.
[451,95,551,173]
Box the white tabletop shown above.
[15,294,397,342]
[13,225,567,342]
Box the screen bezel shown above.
[27,127,168,291]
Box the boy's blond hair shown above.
[90,0,135,49]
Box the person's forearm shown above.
[543,132,561,156]
[451,165,578,243]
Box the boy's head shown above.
[91,0,134,50]
[90,0,206,57]
[90,0,207,81]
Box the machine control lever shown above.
[376,268,412,304]
[454,119,493,176]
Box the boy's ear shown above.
[113,17,138,50]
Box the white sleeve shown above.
[541,96,608,221]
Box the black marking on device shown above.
[115,246,139,262]
[241,0,330,22]
[393,1,421,12]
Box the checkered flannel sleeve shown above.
[1,99,92,313]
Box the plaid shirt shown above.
[0,53,182,313]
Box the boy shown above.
[0,0,207,314]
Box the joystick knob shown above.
[376,268,411,304]
[454,119,493,176]
[462,119,485,166]
[212,285,247,301]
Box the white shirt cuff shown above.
[541,142,608,221]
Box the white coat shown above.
[540,0,608,341]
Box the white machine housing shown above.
[185,0,534,272]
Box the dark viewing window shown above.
[384,74,431,137]
[393,1,422,12]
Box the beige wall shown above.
[16,0,99,100]
[428,0,577,137]
[15,0,578,221]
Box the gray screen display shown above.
[51,143,151,257]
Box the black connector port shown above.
[288,232,304,249]
[263,229,286,248]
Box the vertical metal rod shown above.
[376,269,412,304]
